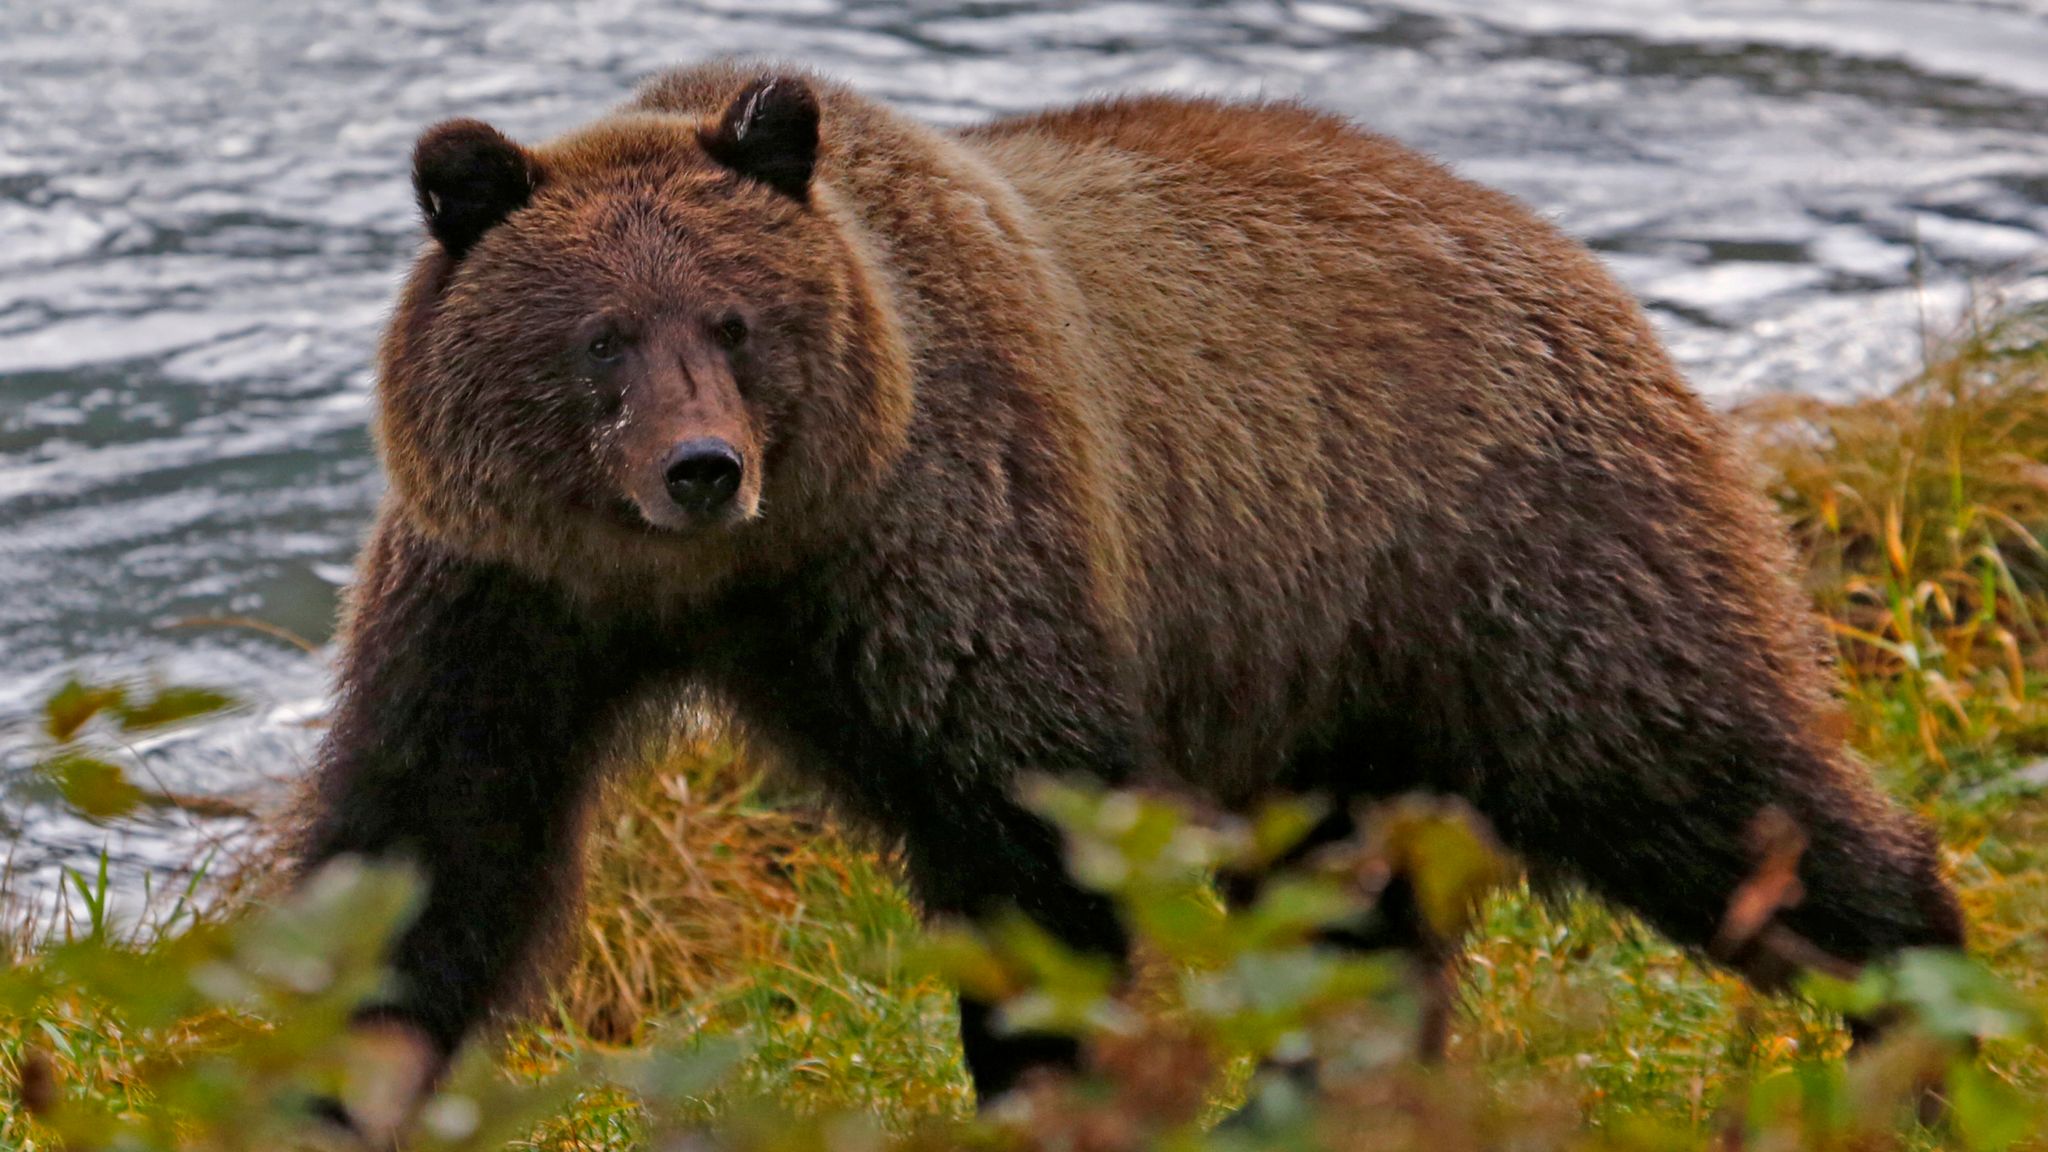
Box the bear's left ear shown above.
[699,77,820,204]
[413,118,544,259]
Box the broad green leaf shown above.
[1889,949,2041,1043]
[42,752,143,820]
[1950,1058,2035,1152]
[1245,795,1327,870]
[115,683,235,731]
[42,676,126,742]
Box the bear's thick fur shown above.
[299,60,1963,1111]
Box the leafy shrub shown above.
[4,774,2040,1150]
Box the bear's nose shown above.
[662,438,744,514]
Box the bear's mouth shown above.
[596,494,748,539]
[570,494,673,538]
[608,497,675,536]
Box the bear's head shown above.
[377,75,912,591]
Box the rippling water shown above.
[3,0,2046,905]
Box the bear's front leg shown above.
[895,781,1129,1102]
[293,515,662,1134]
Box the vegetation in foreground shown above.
[3,298,2047,1150]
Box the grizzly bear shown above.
[297,59,1963,1128]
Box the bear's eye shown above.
[713,314,749,351]
[586,332,624,364]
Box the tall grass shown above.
[529,736,968,1122]
[1739,299,2048,789]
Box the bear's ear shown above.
[412,119,543,259]
[698,77,820,203]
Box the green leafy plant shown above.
[2,857,735,1151]
[23,673,245,820]
[4,753,2041,1150]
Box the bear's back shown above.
[958,96,1772,792]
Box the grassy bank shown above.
[5,299,2047,1149]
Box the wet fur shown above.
[297,61,1964,1099]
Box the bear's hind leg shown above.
[1394,459,1965,1024]
[1219,803,1459,1067]
[1448,677,1963,1020]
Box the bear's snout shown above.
[662,438,744,515]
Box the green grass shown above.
[472,750,2044,1151]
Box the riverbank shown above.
[6,299,2046,1149]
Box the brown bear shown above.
[296,58,1963,1129]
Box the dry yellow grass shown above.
[555,738,840,1044]
[1738,299,2048,779]
[513,736,970,1130]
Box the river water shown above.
[2,0,2046,911]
